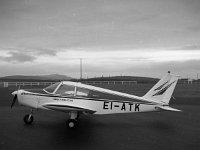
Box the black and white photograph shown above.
[0,0,200,150]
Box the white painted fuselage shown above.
[16,89,159,115]
[11,72,181,128]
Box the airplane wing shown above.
[73,82,165,105]
[42,102,96,114]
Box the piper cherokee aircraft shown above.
[11,72,181,128]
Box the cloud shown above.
[0,51,36,63]
[1,57,199,79]
[1,0,200,51]
[187,25,200,32]
[177,45,200,50]
[0,47,59,63]
[31,47,58,56]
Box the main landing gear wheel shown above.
[67,119,78,128]
[24,114,34,125]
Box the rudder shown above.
[143,72,179,104]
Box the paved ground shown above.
[0,86,200,150]
[1,105,200,150]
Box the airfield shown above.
[0,83,200,150]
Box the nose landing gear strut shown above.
[24,109,34,125]
[67,112,79,128]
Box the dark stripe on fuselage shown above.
[43,105,96,114]
[44,104,95,112]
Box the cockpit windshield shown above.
[76,88,90,97]
[55,84,75,96]
[43,82,60,94]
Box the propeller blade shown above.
[11,94,17,108]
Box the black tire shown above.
[23,114,34,125]
[67,119,78,128]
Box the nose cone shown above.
[12,90,18,96]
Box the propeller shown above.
[11,91,18,108]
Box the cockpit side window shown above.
[55,84,75,96]
[76,88,90,97]
[44,82,60,94]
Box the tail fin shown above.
[143,72,179,104]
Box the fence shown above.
[0,82,56,88]
[83,81,137,85]
[0,81,137,88]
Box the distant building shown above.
[188,78,194,84]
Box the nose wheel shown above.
[24,114,34,124]
[23,109,34,125]
[67,112,79,128]
[67,119,78,128]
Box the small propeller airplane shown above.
[11,71,181,128]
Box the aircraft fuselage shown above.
[17,90,159,115]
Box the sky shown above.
[0,0,200,79]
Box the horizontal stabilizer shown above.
[155,105,182,112]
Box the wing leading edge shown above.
[63,81,165,105]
